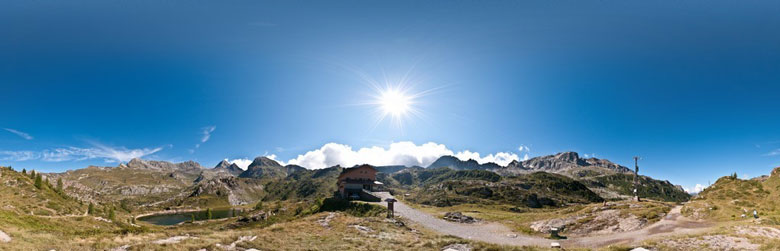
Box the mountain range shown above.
[47,151,689,212]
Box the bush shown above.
[318,198,385,217]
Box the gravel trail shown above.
[373,192,713,248]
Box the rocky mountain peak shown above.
[554,152,580,163]
[520,152,630,174]
[215,160,232,169]
[248,156,282,169]
[213,160,243,176]
[427,155,501,170]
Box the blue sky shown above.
[2,0,780,192]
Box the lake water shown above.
[137,208,240,225]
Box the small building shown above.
[337,164,383,201]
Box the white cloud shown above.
[517,145,531,161]
[0,150,40,161]
[200,126,216,143]
[765,149,780,156]
[284,141,521,169]
[684,184,707,194]
[191,126,216,152]
[518,145,530,152]
[227,158,253,170]
[3,128,33,140]
[0,143,164,163]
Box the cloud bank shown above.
[283,141,521,169]
[3,128,33,140]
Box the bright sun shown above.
[379,89,411,117]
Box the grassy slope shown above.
[0,167,85,216]
[580,173,691,202]
[683,169,780,223]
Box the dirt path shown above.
[373,192,713,248]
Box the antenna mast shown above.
[633,156,640,202]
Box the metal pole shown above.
[633,156,640,202]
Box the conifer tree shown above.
[34,173,43,189]
[88,203,95,215]
[57,178,63,194]
[206,208,213,220]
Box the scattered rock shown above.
[0,230,11,243]
[152,235,196,245]
[441,243,472,251]
[350,225,373,233]
[109,244,131,251]
[216,235,257,250]
[443,212,478,224]
[318,212,336,228]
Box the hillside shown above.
[0,167,85,216]
[683,167,780,222]
[429,152,690,202]
[379,167,603,208]
[51,163,200,211]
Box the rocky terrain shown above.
[529,201,672,236]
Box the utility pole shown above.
[633,156,640,202]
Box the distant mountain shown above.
[426,155,502,170]
[213,160,244,176]
[505,152,631,175]
[239,157,304,179]
[124,158,204,173]
[423,152,687,202]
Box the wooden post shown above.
[385,198,397,218]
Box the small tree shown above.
[191,214,196,222]
[88,203,95,215]
[206,208,213,220]
[22,169,26,174]
[56,178,63,194]
[254,201,263,210]
[30,170,36,179]
[108,208,116,221]
[34,174,43,189]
